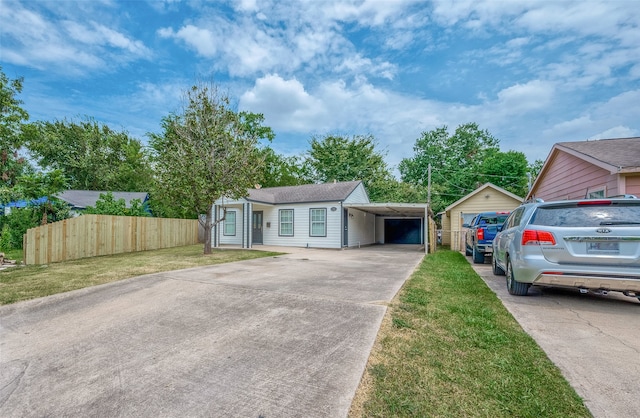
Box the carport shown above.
[343,203,430,253]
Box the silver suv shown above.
[492,197,640,301]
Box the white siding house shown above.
[213,181,375,249]
[212,181,430,251]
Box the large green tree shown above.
[0,66,29,194]
[478,149,530,198]
[149,83,273,254]
[259,147,309,187]
[399,123,528,212]
[304,134,400,202]
[23,118,153,192]
[84,192,149,217]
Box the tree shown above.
[18,169,70,225]
[23,118,153,192]
[0,169,71,249]
[528,159,545,184]
[0,66,29,191]
[84,192,149,217]
[149,83,273,254]
[304,134,397,201]
[259,147,309,187]
[478,149,529,198]
[399,123,529,213]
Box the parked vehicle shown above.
[492,197,640,301]
[464,211,510,264]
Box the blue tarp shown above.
[0,197,49,211]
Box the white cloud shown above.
[334,55,396,80]
[239,74,449,168]
[543,90,640,142]
[0,1,151,75]
[589,126,637,140]
[240,74,326,131]
[158,25,219,57]
[495,80,554,113]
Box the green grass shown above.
[350,249,590,418]
[0,245,281,305]
[2,249,23,263]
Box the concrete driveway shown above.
[0,246,424,418]
[468,256,640,418]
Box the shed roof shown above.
[57,190,149,209]
[556,137,640,172]
[246,181,363,204]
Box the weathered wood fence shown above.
[427,217,437,253]
[23,215,200,265]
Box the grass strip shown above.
[0,245,281,305]
[350,249,590,418]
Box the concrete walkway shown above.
[0,246,424,417]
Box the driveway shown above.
[468,256,640,418]
[0,246,424,417]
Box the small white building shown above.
[213,181,430,252]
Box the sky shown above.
[1,0,639,175]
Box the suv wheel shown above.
[472,247,484,264]
[492,254,505,276]
[506,259,530,296]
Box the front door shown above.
[252,211,263,244]
[343,209,349,247]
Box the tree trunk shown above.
[203,206,213,255]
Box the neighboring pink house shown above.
[527,137,640,201]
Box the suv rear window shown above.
[529,203,640,227]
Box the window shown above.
[587,188,605,199]
[224,211,236,235]
[279,209,294,236]
[309,208,326,237]
[505,207,525,230]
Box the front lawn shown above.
[350,249,590,417]
[0,245,281,305]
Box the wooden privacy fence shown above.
[427,217,437,253]
[23,215,200,265]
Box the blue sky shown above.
[2,0,639,173]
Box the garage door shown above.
[384,219,422,244]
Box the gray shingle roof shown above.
[246,181,362,204]
[558,137,640,170]
[57,190,149,209]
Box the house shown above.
[57,190,150,216]
[528,137,640,201]
[440,183,523,251]
[212,180,430,252]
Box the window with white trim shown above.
[224,211,236,235]
[309,208,326,237]
[587,188,605,199]
[279,209,294,236]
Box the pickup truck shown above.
[464,211,510,264]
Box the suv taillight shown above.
[477,228,484,241]
[522,230,556,245]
